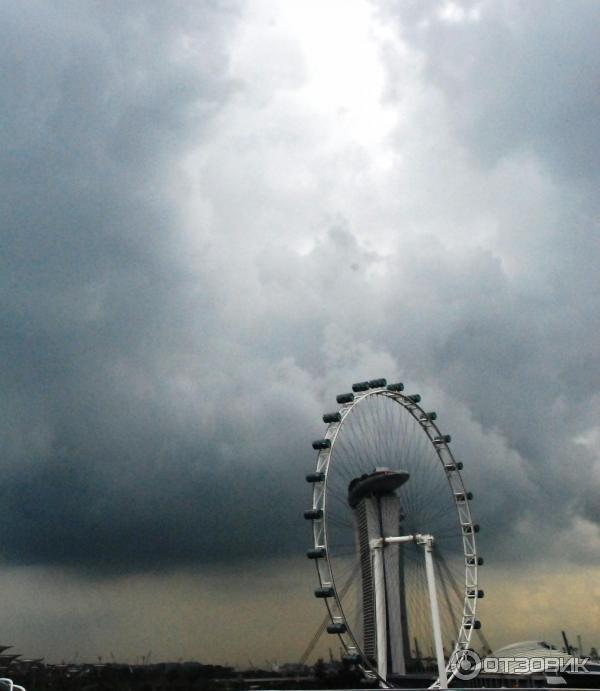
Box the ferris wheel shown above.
[304,379,482,688]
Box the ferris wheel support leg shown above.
[423,538,448,689]
[372,544,388,686]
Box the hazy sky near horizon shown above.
[1,0,599,664]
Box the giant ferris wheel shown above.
[304,379,483,688]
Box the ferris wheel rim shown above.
[308,385,480,688]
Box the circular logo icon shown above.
[451,650,482,680]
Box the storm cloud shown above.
[0,0,599,661]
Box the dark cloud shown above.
[0,1,253,570]
[372,0,600,562]
[0,447,309,572]
[0,0,598,598]
[378,0,600,188]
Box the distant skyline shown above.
[0,0,599,665]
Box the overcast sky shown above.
[1,0,599,665]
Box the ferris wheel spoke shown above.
[326,515,354,530]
